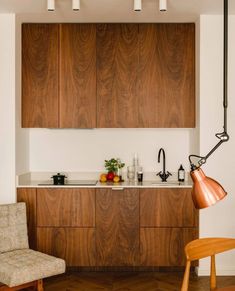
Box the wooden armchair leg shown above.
[0,280,41,291]
[37,280,44,291]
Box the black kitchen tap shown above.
[157,148,172,182]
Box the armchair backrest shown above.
[0,202,29,253]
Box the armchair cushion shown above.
[0,203,28,253]
[0,249,66,287]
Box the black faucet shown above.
[157,148,172,182]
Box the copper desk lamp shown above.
[189,0,230,209]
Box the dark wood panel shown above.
[37,188,95,227]
[139,23,195,128]
[140,228,198,266]
[96,188,140,266]
[97,24,139,128]
[60,24,96,128]
[37,228,96,266]
[17,188,37,249]
[140,188,198,227]
[22,24,59,128]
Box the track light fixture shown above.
[134,0,142,11]
[159,0,167,12]
[47,0,55,11]
[72,0,80,11]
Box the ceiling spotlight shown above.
[72,0,80,11]
[134,0,142,11]
[47,0,55,11]
[159,0,167,12]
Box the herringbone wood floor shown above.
[43,272,235,291]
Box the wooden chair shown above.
[0,203,66,291]
[181,238,235,291]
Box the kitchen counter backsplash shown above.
[17,171,192,188]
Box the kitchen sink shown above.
[148,181,182,186]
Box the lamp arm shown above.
[189,0,229,171]
[189,132,229,170]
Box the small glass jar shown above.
[127,166,135,181]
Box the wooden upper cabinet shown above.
[97,24,139,128]
[22,24,59,128]
[60,24,97,128]
[37,188,95,227]
[96,188,140,266]
[22,23,195,128]
[139,24,195,128]
[140,188,198,228]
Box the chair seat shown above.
[215,286,235,291]
[0,249,65,287]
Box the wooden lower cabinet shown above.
[140,228,198,266]
[37,227,96,266]
[140,188,198,227]
[37,188,95,227]
[96,188,140,266]
[17,187,199,268]
[17,188,37,249]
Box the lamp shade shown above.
[190,168,227,209]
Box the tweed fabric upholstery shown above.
[0,249,66,287]
[0,203,29,253]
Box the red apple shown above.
[106,172,115,181]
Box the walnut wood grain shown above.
[140,228,198,266]
[96,188,140,266]
[37,188,95,227]
[17,188,37,249]
[37,227,96,266]
[97,24,139,128]
[139,23,195,128]
[140,188,198,227]
[22,24,59,128]
[60,24,96,128]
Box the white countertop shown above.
[17,172,192,188]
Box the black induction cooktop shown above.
[38,180,97,186]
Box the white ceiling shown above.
[0,0,234,23]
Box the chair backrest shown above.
[0,202,29,253]
[181,238,235,291]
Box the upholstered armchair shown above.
[0,202,65,291]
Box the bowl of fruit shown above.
[100,158,125,183]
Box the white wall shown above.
[198,15,235,275]
[0,14,16,203]
[15,15,30,175]
[29,128,194,173]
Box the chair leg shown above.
[37,280,44,291]
[181,261,191,291]
[210,255,217,290]
[0,280,39,291]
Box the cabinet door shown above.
[60,24,96,128]
[22,24,59,128]
[139,24,195,128]
[96,188,139,266]
[97,24,139,128]
[140,188,198,227]
[37,188,95,227]
[37,228,96,266]
[17,188,37,249]
[140,228,198,266]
